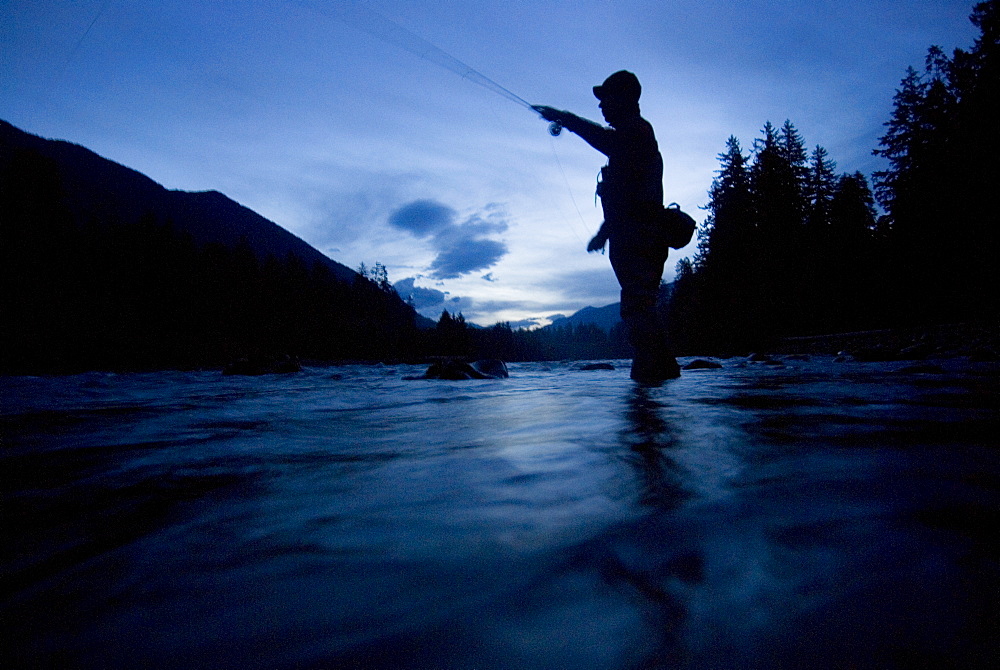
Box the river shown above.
[2,357,998,668]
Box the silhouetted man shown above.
[535,70,680,382]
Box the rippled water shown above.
[2,358,998,669]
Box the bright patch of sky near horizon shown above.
[1,0,979,327]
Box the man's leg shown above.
[609,238,679,382]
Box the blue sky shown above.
[1,0,980,327]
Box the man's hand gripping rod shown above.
[532,105,564,136]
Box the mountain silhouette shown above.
[0,120,356,283]
[545,281,675,334]
[1,119,420,372]
[546,303,622,333]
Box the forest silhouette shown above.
[664,0,998,354]
[1,1,997,373]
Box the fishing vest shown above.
[596,116,663,230]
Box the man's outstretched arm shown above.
[533,106,614,156]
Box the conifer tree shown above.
[805,145,838,229]
[747,121,809,337]
[696,136,750,273]
[779,120,810,203]
[795,145,839,330]
[694,136,756,350]
[945,0,999,316]
[874,0,1000,320]
[826,172,880,329]
[371,262,395,295]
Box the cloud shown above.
[393,276,479,320]
[387,199,511,280]
[429,238,508,279]
[506,319,541,329]
[388,199,455,237]
[394,277,447,312]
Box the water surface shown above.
[2,358,998,668]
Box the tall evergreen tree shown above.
[824,172,881,330]
[747,121,811,337]
[798,145,840,331]
[696,137,751,272]
[805,145,838,230]
[691,135,757,351]
[945,1,1000,316]
[779,120,811,201]
[873,2,1000,321]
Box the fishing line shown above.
[297,0,534,111]
[548,137,592,243]
[53,0,116,89]
[297,0,584,230]
[295,1,567,134]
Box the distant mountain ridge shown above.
[0,119,356,283]
[547,303,622,332]
[546,279,680,333]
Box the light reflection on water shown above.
[2,358,998,668]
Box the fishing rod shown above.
[300,0,563,135]
[299,0,591,241]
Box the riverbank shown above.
[774,321,1000,361]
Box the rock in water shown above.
[417,359,509,380]
[579,362,616,371]
[683,359,722,370]
[471,359,509,378]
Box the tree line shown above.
[664,0,998,354]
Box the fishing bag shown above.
[658,203,696,249]
[608,201,697,253]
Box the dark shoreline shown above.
[4,320,998,377]
[773,320,1000,360]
